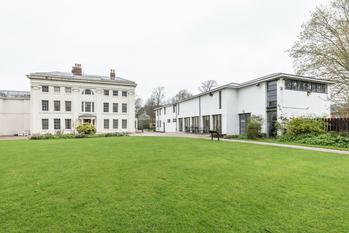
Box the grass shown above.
[0,137,348,232]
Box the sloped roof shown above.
[27,71,137,86]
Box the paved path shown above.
[132,132,349,155]
[0,136,28,141]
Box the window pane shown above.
[42,119,49,130]
[54,101,60,111]
[42,100,49,111]
[113,90,118,96]
[104,90,109,96]
[65,119,71,129]
[113,103,118,112]
[122,103,127,113]
[54,119,61,130]
[104,103,109,112]
[122,119,127,129]
[65,87,72,93]
[104,119,109,129]
[65,101,71,111]
[122,91,127,97]
[54,86,60,93]
[42,86,49,92]
[113,119,118,129]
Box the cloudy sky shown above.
[1,0,327,100]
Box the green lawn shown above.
[0,137,348,232]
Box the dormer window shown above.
[82,89,94,95]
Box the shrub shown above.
[284,117,325,136]
[247,116,263,139]
[279,133,349,148]
[76,123,96,135]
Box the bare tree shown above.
[150,86,165,107]
[289,0,349,101]
[198,80,218,93]
[135,97,143,117]
[171,89,193,103]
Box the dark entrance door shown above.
[239,113,251,135]
[163,122,165,132]
[267,110,277,137]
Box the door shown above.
[239,113,251,135]
[83,119,91,124]
[163,122,165,132]
[267,110,277,137]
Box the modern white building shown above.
[0,64,137,136]
[155,73,334,136]
[0,90,31,136]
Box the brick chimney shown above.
[71,63,82,76]
[110,69,116,80]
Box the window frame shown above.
[122,91,127,97]
[104,119,109,129]
[42,85,49,93]
[54,100,61,111]
[122,103,127,113]
[113,119,118,129]
[113,90,118,96]
[122,119,127,129]
[42,119,49,130]
[42,100,49,111]
[103,102,109,113]
[65,101,71,112]
[65,119,72,130]
[54,118,61,130]
[104,90,109,96]
[113,103,118,113]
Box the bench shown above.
[209,130,221,141]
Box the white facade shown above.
[28,67,137,135]
[0,91,31,136]
[155,73,333,136]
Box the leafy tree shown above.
[198,80,218,93]
[289,0,349,101]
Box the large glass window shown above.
[239,113,251,135]
[54,119,61,130]
[212,114,222,133]
[104,103,109,112]
[65,101,71,112]
[285,79,326,93]
[82,102,94,112]
[42,119,49,130]
[122,103,127,113]
[122,119,127,129]
[104,119,109,129]
[202,115,210,133]
[54,100,60,111]
[267,81,277,108]
[42,100,49,111]
[113,103,118,113]
[42,86,49,93]
[65,119,72,129]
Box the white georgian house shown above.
[155,73,334,136]
[27,64,136,135]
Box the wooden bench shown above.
[209,130,221,141]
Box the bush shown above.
[284,117,325,136]
[247,116,263,139]
[279,133,349,148]
[76,123,96,135]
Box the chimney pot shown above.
[72,63,82,76]
[110,69,116,80]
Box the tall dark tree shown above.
[289,0,349,101]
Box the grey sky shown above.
[0,0,327,100]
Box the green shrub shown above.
[279,133,349,148]
[247,116,263,139]
[76,123,96,135]
[285,117,325,136]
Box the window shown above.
[54,100,60,111]
[54,86,60,93]
[82,89,94,95]
[42,119,49,130]
[167,119,171,123]
[65,87,72,93]
[122,119,127,129]
[103,103,109,112]
[122,103,127,113]
[104,119,109,129]
[212,114,222,133]
[173,105,176,113]
[82,102,94,112]
[65,119,72,129]
[164,107,166,115]
[122,91,127,97]
[284,79,326,93]
[173,118,177,123]
[65,101,71,112]
[42,100,49,111]
[113,90,118,96]
[113,103,118,113]
[104,90,109,96]
[113,119,118,129]
[267,81,277,108]
[42,86,49,93]
[219,91,222,109]
[202,115,210,133]
[54,119,61,130]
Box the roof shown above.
[0,90,30,99]
[156,73,335,107]
[27,71,137,87]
